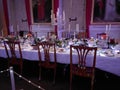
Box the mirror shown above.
[30,0,53,24]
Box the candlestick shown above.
[76,24,79,32]
[17,25,19,32]
[57,8,59,17]
[53,13,56,24]
[51,9,55,25]
[30,25,32,32]
[105,25,108,34]
[108,24,111,35]
[63,10,65,21]
[10,25,14,33]
[68,24,71,32]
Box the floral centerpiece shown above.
[5,35,18,41]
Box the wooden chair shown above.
[4,40,23,74]
[70,45,97,90]
[37,41,57,84]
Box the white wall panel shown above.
[89,25,120,39]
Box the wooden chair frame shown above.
[70,45,97,90]
[4,40,23,74]
[37,41,57,84]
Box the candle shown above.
[51,9,53,15]
[53,13,55,24]
[105,25,108,34]
[68,24,71,32]
[10,25,14,32]
[17,25,19,32]
[1,29,3,36]
[76,24,79,32]
[108,24,111,34]
[51,9,54,24]
[74,32,76,39]
[63,10,65,21]
[10,67,15,90]
[30,25,32,32]
[57,8,59,16]
[51,14,52,20]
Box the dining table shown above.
[0,38,120,77]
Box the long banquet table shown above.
[0,45,120,77]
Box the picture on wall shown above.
[91,0,120,24]
[31,0,53,24]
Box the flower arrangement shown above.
[5,35,18,41]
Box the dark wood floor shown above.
[0,58,120,90]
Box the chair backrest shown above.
[4,40,23,65]
[37,41,57,64]
[70,45,97,70]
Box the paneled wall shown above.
[62,0,86,31]
[7,0,28,32]
[89,25,120,39]
[2,0,120,38]
[0,0,8,36]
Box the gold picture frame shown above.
[91,0,120,24]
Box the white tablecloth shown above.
[0,47,120,77]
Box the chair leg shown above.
[53,68,56,84]
[20,65,23,75]
[39,67,41,81]
[91,76,94,90]
[63,64,69,76]
[70,73,72,90]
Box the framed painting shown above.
[91,0,120,24]
[30,0,53,24]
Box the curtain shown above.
[2,0,9,34]
[54,0,59,36]
[24,0,31,32]
[86,0,93,38]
